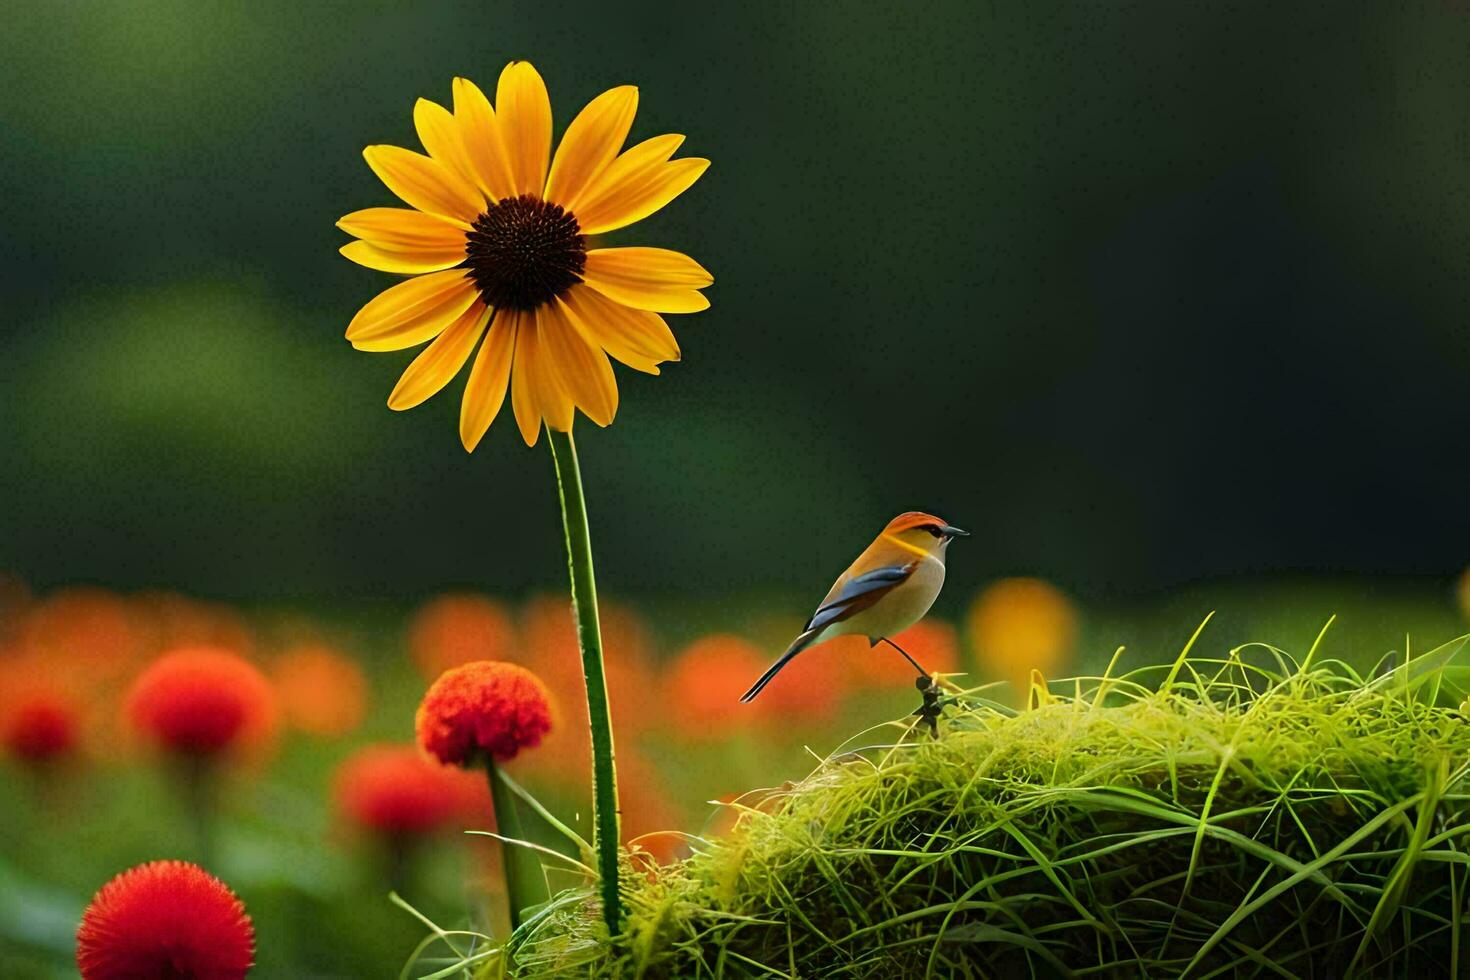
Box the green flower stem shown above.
[177,754,215,869]
[546,427,623,935]
[485,758,527,932]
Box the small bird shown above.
[740,511,969,703]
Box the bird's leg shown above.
[914,675,944,737]
[876,643,946,734]
[879,636,929,678]
[880,638,947,736]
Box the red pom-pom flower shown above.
[333,743,478,836]
[125,648,277,756]
[2,693,78,763]
[416,660,552,767]
[76,860,254,980]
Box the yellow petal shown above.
[345,270,479,351]
[509,310,544,446]
[340,240,464,274]
[559,285,677,374]
[388,301,490,410]
[452,77,517,203]
[537,302,618,426]
[576,157,709,236]
[565,134,681,214]
[531,319,576,434]
[495,61,552,197]
[363,145,484,222]
[337,207,469,250]
[459,307,517,451]
[544,85,638,209]
[581,247,713,314]
[414,98,480,189]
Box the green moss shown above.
[468,628,1470,977]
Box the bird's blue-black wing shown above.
[805,563,916,634]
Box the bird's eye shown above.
[924,524,944,538]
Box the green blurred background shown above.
[3,5,1470,976]
[3,1,1466,607]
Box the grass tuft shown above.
[457,627,1470,978]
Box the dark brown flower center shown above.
[464,195,586,311]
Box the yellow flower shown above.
[966,577,1078,706]
[339,62,712,450]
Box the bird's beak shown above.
[940,524,970,538]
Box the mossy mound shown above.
[494,632,1470,977]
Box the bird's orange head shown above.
[881,512,970,554]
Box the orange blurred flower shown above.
[518,595,578,680]
[408,594,517,679]
[742,635,845,723]
[272,644,369,738]
[523,595,659,745]
[333,743,481,837]
[531,601,661,776]
[125,648,278,758]
[523,595,652,679]
[618,749,682,866]
[416,660,552,767]
[21,587,144,685]
[131,592,255,658]
[665,634,768,738]
[525,697,592,784]
[967,578,1077,705]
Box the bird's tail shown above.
[740,627,821,703]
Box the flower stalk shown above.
[177,754,216,869]
[485,759,528,931]
[546,428,623,934]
